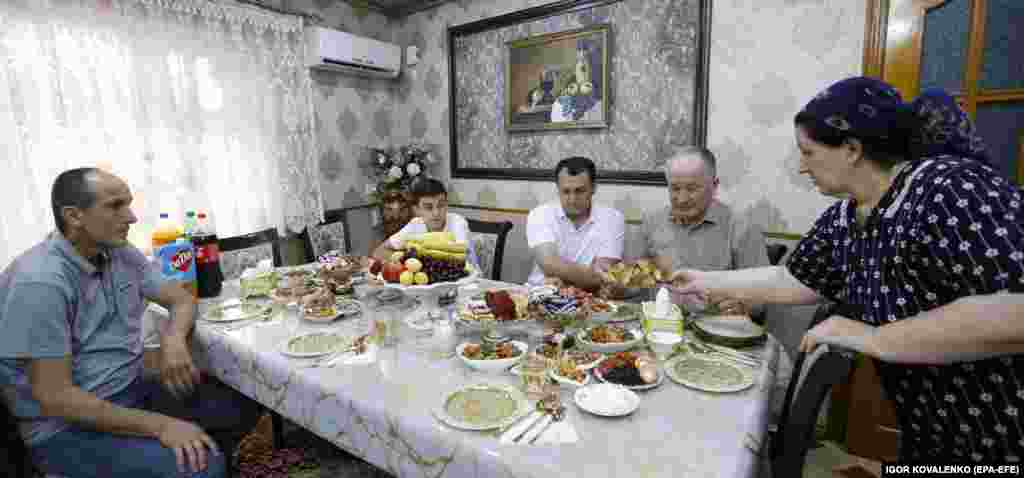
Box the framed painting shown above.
[506,25,610,132]
[448,0,711,185]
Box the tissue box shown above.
[640,302,685,336]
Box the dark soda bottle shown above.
[193,212,223,298]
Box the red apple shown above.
[368,258,382,275]
[382,262,404,283]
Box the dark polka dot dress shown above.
[787,157,1024,463]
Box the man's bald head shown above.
[663,147,719,225]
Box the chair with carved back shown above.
[218,228,283,280]
[297,208,350,263]
[465,218,513,281]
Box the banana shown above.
[407,232,455,243]
[406,238,467,253]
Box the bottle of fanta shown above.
[153,213,198,299]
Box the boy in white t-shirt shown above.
[372,178,475,265]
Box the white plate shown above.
[664,355,755,393]
[378,265,480,292]
[574,383,640,417]
[694,316,764,339]
[548,368,591,388]
[593,365,664,391]
[279,332,352,358]
[433,383,532,431]
[576,326,644,354]
[204,302,271,323]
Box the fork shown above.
[688,341,760,367]
[529,404,566,444]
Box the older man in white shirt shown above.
[526,156,624,288]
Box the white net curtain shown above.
[0,0,323,265]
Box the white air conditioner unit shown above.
[305,27,401,79]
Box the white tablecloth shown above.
[160,277,781,478]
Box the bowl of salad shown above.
[456,341,528,373]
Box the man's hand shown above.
[800,316,880,356]
[156,417,219,474]
[707,291,752,316]
[666,269,711,307]
[159,336,200,399]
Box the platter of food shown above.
[456,289,530,323]
[593,352,663,391]
[433,383,532,431]
[456,341,528,372]
[204,301,272,323]
[576,324,643,353]
[599,260,665,300]
[664,355,755,393]
[693,316,766,348]
[301,298,362,323]
[564,349,605,370]
[548,359,591,387]
[573,383,641,417]
[279,332,353,358]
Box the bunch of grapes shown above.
[402,249,468,283]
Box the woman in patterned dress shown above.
[672,77,1024,463]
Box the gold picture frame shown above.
[505,24,610,132]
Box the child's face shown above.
[413,194,448,232]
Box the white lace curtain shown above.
[0,0,323,266]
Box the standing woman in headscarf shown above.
[672,76,1024,463]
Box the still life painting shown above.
[505,24,609,132]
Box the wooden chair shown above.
[766,244,789,266]
[297,208,351,263]
[466,218,514,281]
[218,227,283,279]
[771,302,857,477]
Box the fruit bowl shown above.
[378,263,480,297]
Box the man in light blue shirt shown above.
[0,168,258,477]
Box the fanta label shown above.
[157,242,197,282]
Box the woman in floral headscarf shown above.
[911,87,990,163]
[672,77,1024,463]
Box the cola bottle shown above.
[192,212,224,298]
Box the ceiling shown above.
[355,0,454,17]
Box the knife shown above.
[527,414,556,444]
[512,411,547,443]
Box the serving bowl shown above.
[455,341,528,373]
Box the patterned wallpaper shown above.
[256,0,866,235]
[254,0,402,211]
[388,0,866,235]
[451,0,700,173]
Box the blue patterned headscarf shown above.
[910,88,990,163]
[798,76,909,146]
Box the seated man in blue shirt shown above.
[0,168,259,478]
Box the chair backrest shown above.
[465,218,514,281]
[299,208,351,263]
[772,301,855,477]
[218,228,282,279]
[766,244,789,266]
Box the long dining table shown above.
[181,272,782,478]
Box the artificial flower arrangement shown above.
[363,143,436,199]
